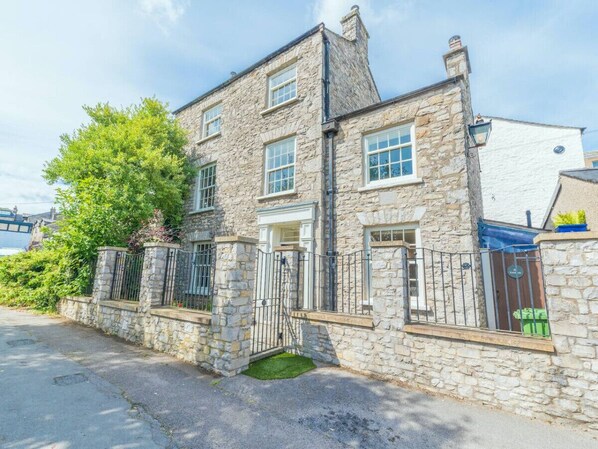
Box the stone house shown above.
[175,7,482,311]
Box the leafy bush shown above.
[0,98,192,311]
[553,210,587,228]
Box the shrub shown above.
[553,210,586,228]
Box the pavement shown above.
[1,307,597,449]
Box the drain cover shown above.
[54,373,88,386]
[6,339,35,347]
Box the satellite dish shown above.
[553,145,565,154]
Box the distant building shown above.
[28,207,58,249]
[543,168,598,231]
[585,150,598,168]
[478,117,585,227]
[0,207,33,256]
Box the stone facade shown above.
[291,234,598,432]
[174,7,482,281]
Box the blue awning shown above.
[478,220,541,252]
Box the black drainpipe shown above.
[322,33,337,309]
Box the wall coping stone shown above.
[291,310,374,328]
[534,231,598,244]
[150,307,211,325]
[215,235,258,244]
[143,242,181,249]
[370,240,409,248]
[274,244,306,252]
[63,296,93,304]
[98,246,128,252]
[404,323,555,353]
[98,300,139,312]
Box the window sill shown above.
[257,190,297,202]
[189,207,215,215]
[196,132,221,145]
[260,97,300,116]
[358,177,423,192]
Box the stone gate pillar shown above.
[369,241,409,331]
[94,246,127,303]
[139,242,181,313]
[209,236,257,377]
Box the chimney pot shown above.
[351,5,359,11]
[449,35,462,50]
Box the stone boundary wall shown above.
[290,234,598,432]
[58,238,257,377]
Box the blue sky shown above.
[1,0,597,214]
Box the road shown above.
[1,307,597,449]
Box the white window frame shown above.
[194,163,216,212]
[268,64,297,108]
[363,124,416,187]
[202,103,222,138]
[188,241,213,296]
[365,225,425,310]
[264,137,296,196]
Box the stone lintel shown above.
[534,231,598,244]
[150,307,211,325]
[274,244,305,252]
[98,300,139,312]
[404,323,555,353]
[143,242,181,249]
[98,246,128,252]
[215,235,258,244]
[370,240,409,249]
[291,310,373,328]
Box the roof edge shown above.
[483,115,586,132]
[332,76,463,122]
[173,24,323,115]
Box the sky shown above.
[1,0,597,214]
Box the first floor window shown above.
[364,124,414,184]
[202,103,222,138]
[268,65,297,107]
[195,163,216,210]
[593,160,598,168]
[189,241,213,295]
[265,137,296,194]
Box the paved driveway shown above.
[1,307,597,449]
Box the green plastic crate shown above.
[513,308,550,337]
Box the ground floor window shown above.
[189,241,213,295]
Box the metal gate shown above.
[251,250,289,357]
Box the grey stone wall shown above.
[97,303,143,343]
[57,296,95,326]
[293,236,598,432]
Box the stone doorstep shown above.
[150,307,211,325]
[291,310,374,328]
[403,323,555,353]
[98,300,139,312]
[63,296,93,304]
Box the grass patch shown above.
[243,353,316,380]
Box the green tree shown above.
[0,98,193,310]
[44,98,193,261]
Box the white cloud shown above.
[138,0,187,32]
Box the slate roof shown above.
[560,168,598,184]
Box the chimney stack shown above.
[340,5,369,49]
[443,35,471,81]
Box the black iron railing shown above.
[296,250,372,315]
[407,245,549,336]
[162,246,216,312]
[109,251,144,301]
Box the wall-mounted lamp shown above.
[468,114,492,147]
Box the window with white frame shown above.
[189,241,213,295]
[268,65,297,107]
[202,103,222,138]
[364,124,414,184]
[195,164,216,211]
[265,137,295,195]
